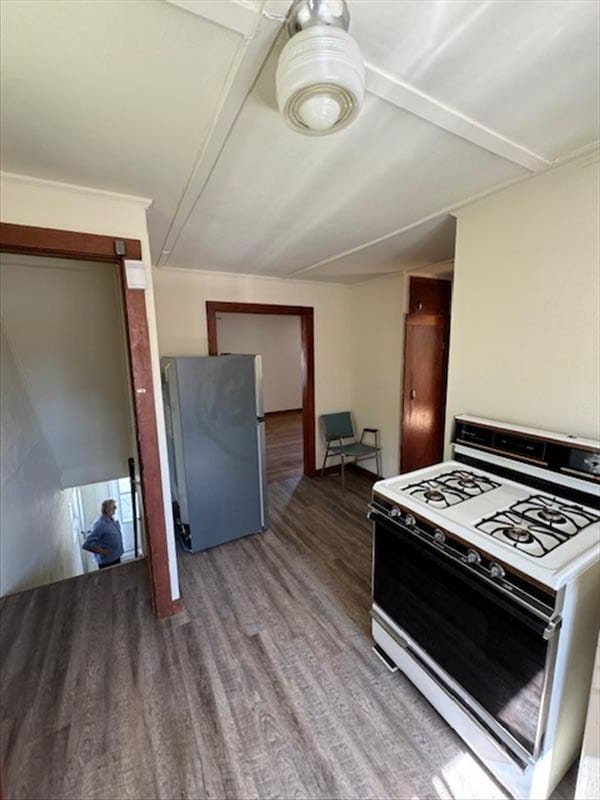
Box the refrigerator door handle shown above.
[257,420,268,530]
[254,355,264,419]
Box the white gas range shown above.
[370,416,600,800]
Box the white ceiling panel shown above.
[300,215,456,284]
[1,0,597,283]
[0,0,243,255]
[351,0,600,160]
[166,52,524,274]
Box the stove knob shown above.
[405,513,416,527]
[390,507,401,518]
[489,562,506,581]
[466,549,481,565]
[433,529,445,544]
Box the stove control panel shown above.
[453,416,600,490]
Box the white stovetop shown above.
[374,460,600,590]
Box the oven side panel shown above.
[532,561,600,799]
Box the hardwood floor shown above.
[265,410,303,482]
[0,472,577,800]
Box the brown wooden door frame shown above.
[400,276,452,474]
[0,222,179,618]
[206,300,316,477]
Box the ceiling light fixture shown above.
[276,0,365,136]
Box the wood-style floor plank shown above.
[1,472,577,800]
[265,411,303,483]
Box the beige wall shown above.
[446,153,600,448]
[153,267,456,479]
[216,313,303,413]
[0,172,180,600]
[1,255,132,488]
[1,325,81,596]
[348,272,408,477]
[153,268,353,466]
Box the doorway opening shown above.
[0,252,144,593]
[0,222,177,617]
[69,474,144,574]
[400,275,452,473]
[206,301,316,480]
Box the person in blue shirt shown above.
[83,499,124,569]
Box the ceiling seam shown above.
[156,18,284,265]
[287,142,598,279]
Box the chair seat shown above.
[329,441,379,457]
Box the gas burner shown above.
[512,494,600,538]
[424,489,445,502]
[457,478,477,488]
[437,470,501,496]
[503,526,533,543]
[402,478,465,508]
[538,508,567,525]
[402,470,500,509]
[476,495,600,557]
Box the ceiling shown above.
[1,0,598,283]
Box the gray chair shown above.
[320,412,381,491]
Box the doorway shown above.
[0,222,177,617]
[400,277,452,473]
[0,252,143,590]
[206,301,316,478]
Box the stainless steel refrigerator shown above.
[161,355,267,552]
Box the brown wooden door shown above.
[401,313,449,473]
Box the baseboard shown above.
[265,408,303,417]
[320,463,382,481]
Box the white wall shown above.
[446,152,600,448]
[216,313,302,413]
[0,172,180,601]
[1,324,81,596]
[1,255,132,488]
[153,268,353,466]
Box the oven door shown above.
[372,512,557,759]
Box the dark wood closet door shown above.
[401,313,449,473]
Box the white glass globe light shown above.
[297,93,342,130]
[276,26,365,136]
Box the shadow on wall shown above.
[0,325,81,596]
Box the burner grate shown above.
[475,494,600,557]
[402,470,500,508]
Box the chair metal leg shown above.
[321,444,329,477]
[376,449,382,478]
[341,453,346,493]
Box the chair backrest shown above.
[321,412,355,442]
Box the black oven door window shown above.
[373,517,550,754]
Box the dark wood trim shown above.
[0,221,141,261]
[120,287,177,618]
[0,222,179,618]
[400,275,452,474]
[208,300,313,316]
[265,408,303,417]
[206,300,316,477]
